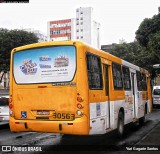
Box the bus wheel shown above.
[117,111,124,138]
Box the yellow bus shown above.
[9,41,152,137]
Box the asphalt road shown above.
[0,107,160,153]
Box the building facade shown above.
[101,44,116,53]
[47,19,75,41]
[47,7,100,49]
[24,28,47,42]
[76,7,100,49]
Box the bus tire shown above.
[117,111,124,138]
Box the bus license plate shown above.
[53,112,75,120]
[37,110,49,115]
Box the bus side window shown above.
[112,63,123,90]
[136,71,142,91]
[142,73,147,91]
[86,53,103,90]
[122,66,131,90]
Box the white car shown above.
[152,86,160,107]
[0,95,9,122]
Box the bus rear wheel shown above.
[117,111,124,138]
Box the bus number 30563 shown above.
[53,112,75,120]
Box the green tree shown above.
[148,31,160,63]
[0,28,38,83]
[135,7,160,75]
[135,7,160,77]
[135,7,160,48]
[110,41,141,65]
[108,7,160,76]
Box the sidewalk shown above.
[136,122,160,146]
[122,122,160,154]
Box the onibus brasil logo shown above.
[20,60,37,75]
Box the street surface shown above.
[0,107,160,153]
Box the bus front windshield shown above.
[13,46,76,84]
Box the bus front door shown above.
[105,65,110,130]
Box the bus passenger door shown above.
[131,72,136,119]
[104,65,110,130]
[89,56,111,135]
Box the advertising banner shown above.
[14,46,76,84]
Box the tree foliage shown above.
[135,8,160,48]
[0,28,38,75]
[110,7,160,76]
[110,41,141,66]
[135,7,160,75]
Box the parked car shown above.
[152,86,160,108]
[0,95,9,122]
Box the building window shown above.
[81,22,83,25]
[80,11,83,14]
[77,29,79,32]
[66,29,70,33]
[81,29,83,32]
[112,63,123,90]
[77,36,79,39]
[57,30,59,34]
[86,53,103,89]
[81,36,83,39]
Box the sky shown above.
[0,0,159,45]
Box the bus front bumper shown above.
[9,116,89,135]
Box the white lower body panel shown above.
[89,100,133,135]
